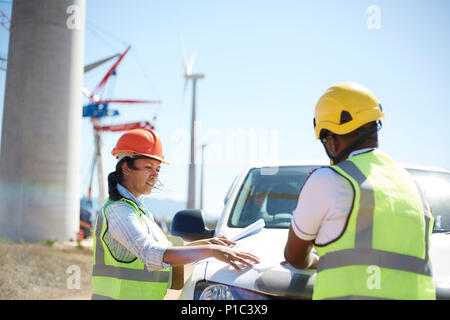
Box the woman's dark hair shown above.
[108,155,165,201]
[107,156,150,201]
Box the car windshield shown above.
[228,166,318,229]
[407,169,450,233]
[228,165,450,233]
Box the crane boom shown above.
[90,45,131,101]
[0,10,10,31]
[94,121,155,132]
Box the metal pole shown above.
[200,143,208,211]
[93,120,106,206]
[187,78,197,209]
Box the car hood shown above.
[430,233,450,290]
[201,229,450,299]
[204,229,315,298]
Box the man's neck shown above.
[337,140,378,163]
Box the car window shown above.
[228,166,450,233]
[408,169,450,233]
[228,166,318,229]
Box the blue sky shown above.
[1,0,450,219]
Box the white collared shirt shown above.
[291,148,376,245]
[102,184,170,271]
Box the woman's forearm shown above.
[162,244,260,271]
[162,245,215,266]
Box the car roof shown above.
[400,163,450,174]
[246,161,450,174]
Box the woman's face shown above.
[122,158,161,197]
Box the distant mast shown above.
[181,41,204,209]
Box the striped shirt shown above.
[102,184,170,271]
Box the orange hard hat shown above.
[111,128,169,165]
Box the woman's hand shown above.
[212,246,260,271]
[188,236,235,247]
[163,243,260,271]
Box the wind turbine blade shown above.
[188,49,197,76]
[179,36,188,75]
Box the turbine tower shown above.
[181,40,204,209]
[0,0,85,242]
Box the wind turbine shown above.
[181,39,204,209]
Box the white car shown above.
[171,162,450,300]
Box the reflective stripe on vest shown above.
[92,198,170,300]
[317,248,432,276]
[324,295,394,300]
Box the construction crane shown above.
[82,45,161,207]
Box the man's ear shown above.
[329,135,338,156]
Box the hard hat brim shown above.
[315,109,386,139]
[112,150,170,165]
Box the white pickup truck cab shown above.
[171,162,450,300]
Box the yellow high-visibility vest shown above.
[92,198,171,300]
[313,149,436,300]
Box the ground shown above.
[0,238,192,300]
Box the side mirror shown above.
[170,209,214,241]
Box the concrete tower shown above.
[0,0,85,242]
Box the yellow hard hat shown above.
[313,82,386,139]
